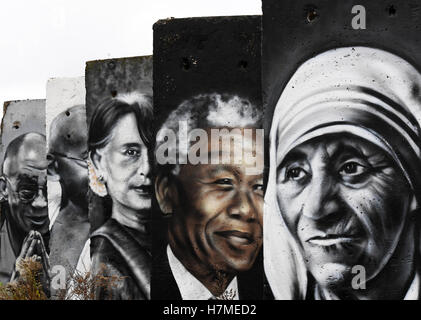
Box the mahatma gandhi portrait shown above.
[153,93,264,300]
[264,47,421,300]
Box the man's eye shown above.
[214,178,233,185]
[339,161,367,176]
[19,190,36,201]
[253,184,264,194]
[286,167,307,181]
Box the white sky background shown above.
[0,0,262,118]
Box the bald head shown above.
[3,132,47,177]
[49,105,88,157]
[48,105,89,204]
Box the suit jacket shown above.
[151,217,263,300]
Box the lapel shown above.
[151,217,182,300]
[237,251,264,300]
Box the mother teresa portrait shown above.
[264,46,421,300]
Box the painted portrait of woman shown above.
[88,92,153,300]
[264,47,421,300]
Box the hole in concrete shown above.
[65,111,70,116]
[12,121,20,130]
[181,57,190,71]
[111,90,118,97]
[238,60,248,69]
[306,7,318,23]
[108,61,116,70]
[388,5,396,16]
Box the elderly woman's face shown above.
[98,113,152,212]
[276,133,412,288]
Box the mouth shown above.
[215,230,255,246]
[131,185,152,196]
[306,233,361,246]
[26,215,48,226]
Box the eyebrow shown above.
[121,143,142,149]
[279,150,308,169]
[206,164,242,179]
[329,143,368,163]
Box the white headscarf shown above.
[264,46,421,299]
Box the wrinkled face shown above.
[53,147,88,203]
[6,144,49,235]
[276,134,412,288]
[49,107,89,203]
[172,128,264,273]
[99,113,152,212]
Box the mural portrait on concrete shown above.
[0,100,50,296]
[45,77,89,296]
[85,56,153,300]
[263,0,421,300]
[88,93,153,300]
[152,16,264,300]
[154,94,264,300]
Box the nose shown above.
[32,189,47,208]
[137,150,151,179]
[301,171,340,221]
[227,188,257,222]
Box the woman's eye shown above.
[286,167,307,181]
[339,161,367,176]
[125,149,140,157]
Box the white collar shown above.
[404,272,419,300]
[167,245,239,300]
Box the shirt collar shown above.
[404,271,419,300]
[167,245,239,300]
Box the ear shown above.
[47,153,60,182]
[155,173,179,215]
[0,176,8,202]
[89,149,107,182]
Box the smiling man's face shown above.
[4,134,49,236]
[169,128,264,273]
[276,133,412,288]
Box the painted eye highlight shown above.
[253,184,264,196]
[286,167,308,181]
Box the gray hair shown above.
[155,93,262,176]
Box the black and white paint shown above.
[85,56,153,299]
[263,0,421,300]
[0,99,50,296]
[45,77,89,298]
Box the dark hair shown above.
[88,93,153,154]
[87,93,153,231]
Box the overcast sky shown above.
[0,0,261,114]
